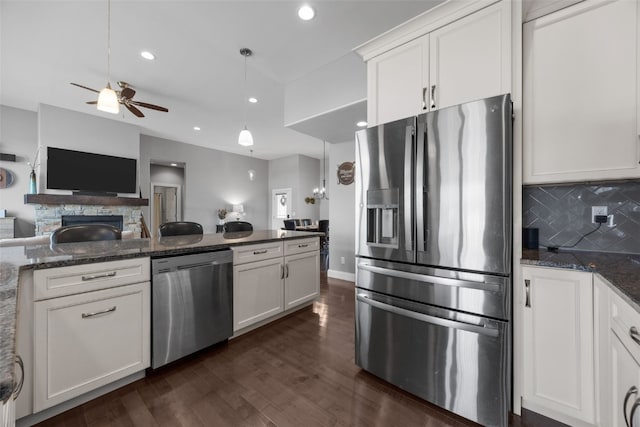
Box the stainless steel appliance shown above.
[355,94,512,427]
[151,250,233,369]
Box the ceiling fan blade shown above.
[121,87,136,100]
[86,101,98,105]
[70,82,100,93]
[129,101,169,112]
[125,103,145,118]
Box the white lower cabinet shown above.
[233,238,320,332]
[233,257,284,331]
[521,266,596,426]
[603,277,640,427]
[33,282,150,412]
[284,251,320,310]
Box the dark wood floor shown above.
[37,274,549,427]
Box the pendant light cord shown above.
[106,0,111,84]
[243,53,247,128]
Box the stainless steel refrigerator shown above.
[355,94,512,427]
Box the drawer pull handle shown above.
[430,84,436,109]
[82,271,117,281]
[525,279,531,308]
[630,327,640,346]
[285,264,289,278]
[12,355,24,401]
[298,244,309,248]
[625,386,638,427]
[82,306,117,319]
[280,264,285,279]
[253,250,268,255]
[631,397,640,427]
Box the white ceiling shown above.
[0,0,442,160]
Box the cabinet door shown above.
[521,266,595,425]
[233,257,284,331]
[523,0,639,184]
[429,1,510,110]
[610,335,640,427]
[367,35,428,126]
[284,251,320,310]
[33,282,150,412]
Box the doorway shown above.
[271,188,292,230]
[150,183,182,235]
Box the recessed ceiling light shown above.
[193,126,201,131]
[170,163,178,167]
[298,5,315,21]
[357,121,368,127]
[140,51,155,60]
[248,97,258,103]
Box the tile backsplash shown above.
[523,181,640,254]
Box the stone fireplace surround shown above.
[25,194,147,237]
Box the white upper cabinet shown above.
[363,0,511,126]
[367,37,428,126]
[523,0,639,184]
[429,1,510,111]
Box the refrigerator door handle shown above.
[357,293,499,337]
[404,124,414,253]
[358,263,501,292]
[416,119,426,252]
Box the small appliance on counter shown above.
[355,94,512,427]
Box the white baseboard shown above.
[327,269,355,282]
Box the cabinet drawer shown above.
[34,257,150,301]
[232,241,283,265]
[284,237,319,256]
[610,289,640,364]
[33,282,150,411]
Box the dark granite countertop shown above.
[521,248,640,312]
[0,229,320,402]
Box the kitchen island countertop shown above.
[0,230,320,403]
[521,248,640,314]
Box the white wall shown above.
[0,105,38,236]
[140,135,268,233]
[37,103,140,195]
[268,154,320,226]
[150,164,185,187]
[284,53,366,126]
[328,140,356,278]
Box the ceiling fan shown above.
[70,81,169,118]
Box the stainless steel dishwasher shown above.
[151,250,232,369]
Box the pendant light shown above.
[313,140,329,200]
[238,48,254,146]
[97,0,119,114]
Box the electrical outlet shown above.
[340,257,345,265]
[592,206,608,223]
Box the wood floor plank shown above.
[36,273,522,427]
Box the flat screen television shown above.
[47,147,137,194]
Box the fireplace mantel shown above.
[24,194,149,207]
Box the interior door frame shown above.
[150,182,183,236]
[271,187,292,230]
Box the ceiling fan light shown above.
[238,128,254,146]
[97,86,119,114]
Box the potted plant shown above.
[217,208,227,224]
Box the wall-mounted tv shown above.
[47,147,137,194]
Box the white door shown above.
[429,1,510,110]
[523,0,639,183]
[367,35,428,126]
[271,188,292,230]
[521,266,595,425]
[150,183,182,236]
